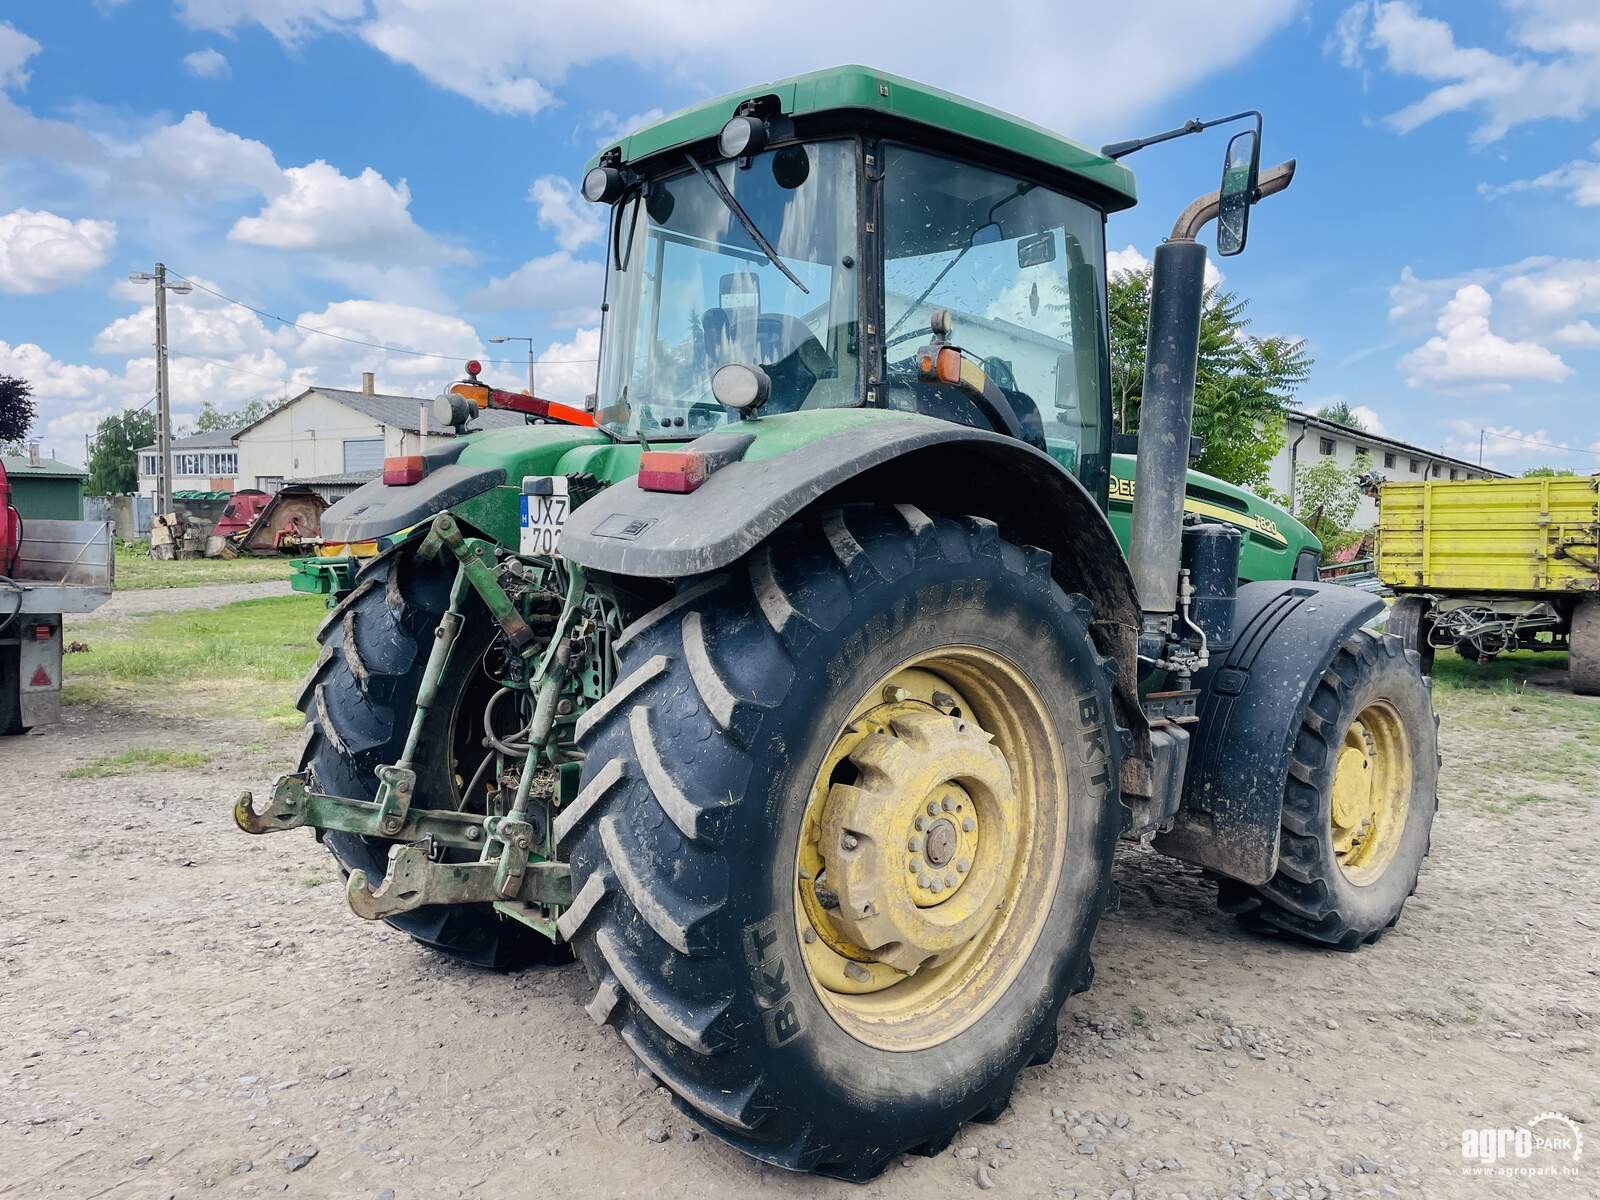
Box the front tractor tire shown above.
[1218,631,1439,950]
[297,540,565,970]
[560,504,1125,1180]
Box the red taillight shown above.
[383,455,426,485]
[33,624,52,641]
[638,450,708,494]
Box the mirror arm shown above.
[1169,159,1297,243]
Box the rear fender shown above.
[560,415,1153,796]
[1152,581,1384,884]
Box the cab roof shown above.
[587,65,1138,211]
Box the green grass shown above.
[65,748,211,778]
[64,594,323,726]
[114,541,291,590]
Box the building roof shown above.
[233,386,527,439]
[136,427,244,453]
[287,470,380,487]
[2,453,87,479]
[1287,411,1512,479]
[593,64,1137,210]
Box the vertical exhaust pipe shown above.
[1128,240,1207,617]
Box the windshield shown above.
[596,139,860,439]
[881,145,1110,488]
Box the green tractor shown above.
[239,67,1438,1180]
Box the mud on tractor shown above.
[238,68,1439,1180]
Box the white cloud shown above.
[1440,418,1597,473]
[467,250,602,326]
[1552,319,1600,346]
[1499,259,1600,320]
[183,48,231,79]
[586,107,668,148]
[0,21,41,91]
[177,0,1300,132]
[131,111,283,197]
[0,340,117,401]
[529,326,600,406]
[230,160,467,265]
[285,299,484,383]
[1351,404,1385,433]
[0,209,116,294]
[1480,155,1600,208]
[1399,283,1571,388]
[1334,1,1600,144]
[529,176,603,253]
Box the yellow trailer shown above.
[1376,474,1599,693]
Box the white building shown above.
[1269,410,1507,528]
[236,374,524,497]
[136,428,241,496]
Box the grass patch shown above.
[114,541,291,591]
[64,594,323,726]
[1429,649,1573,694]
[66,747,211,778]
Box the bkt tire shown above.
[1218,631,1439,950]
[1384,595,1435,676]
[297,540,564,969]
[560,504,1127,1180]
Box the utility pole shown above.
[127,263,191,515]
[1478,427,1485,466]
[488,334,536,395]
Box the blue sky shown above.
[2,0,1598,474]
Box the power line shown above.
[170,350,292,387]
[168,270,598,367]
[1481,427,1600,459]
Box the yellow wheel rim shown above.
[795,648,1066,1051]
[1329,700,1412,885]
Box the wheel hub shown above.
[808,703,1015,977]
[1330,707,1411,883]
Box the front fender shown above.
[560,409,1152,799]
[1152,581,1384,884]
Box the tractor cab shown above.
[584,68,1131,505]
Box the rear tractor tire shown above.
[1218,631,1439,950]
[560,504,1126,1179]
[297,539,568,970]
[1571,599,1600,697]
[1383,596,1434,676]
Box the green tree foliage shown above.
[1520,465,1567,478]
[1294,451,1371,555]
[86,410,158,496]
[1314,399,1366,431]
[0,375,36,448]
[188,395,282,434]
[1107,266,1311,494]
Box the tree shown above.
[0,375,36,449]
[1521,465,1567,478]
[86,409,158,496]
[1294,451,1370,557]
[189,395,283,434]
[1107,266,1312,494]
[1315,399,1366,432]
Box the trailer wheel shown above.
[1384,596,1434,675]
[296,540,565,969]
[1572,599,1600,696]
[560,505,1125,1180]
[1217,631,1438,950]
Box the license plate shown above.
[519,477,570,557]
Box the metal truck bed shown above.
[1377,476,1599,595]
[12,519,114,614]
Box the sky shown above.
[2,0,1598,475]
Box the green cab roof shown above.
[588,64,1137,210]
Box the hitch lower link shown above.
[234,511,580,928]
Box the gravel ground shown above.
[73,580,295,622]
[2,691,1595,1200]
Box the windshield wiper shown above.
[684,151,809,295]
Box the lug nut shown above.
[931,878,945,894]
[914,816,928,831]
[845,961,872,983]
[842,833,859,851]
[926,800,939,817]
[917,874,932,889]
[941,795,955,812]
[908,858,923,874]
[802,927,817,944]
[944,873,956,888]
[956,857,970,873]
[907,835,923,853]
[961,817,976,833]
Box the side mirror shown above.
[1216,129,1259,257]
